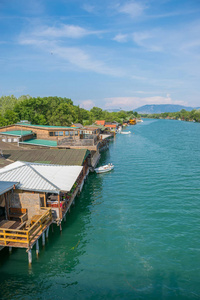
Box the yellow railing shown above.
[0,208,52,248]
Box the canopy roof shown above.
[0,130,33,137]
[0,181,18,195]
[0,161,83,194]
[19,139,57,147]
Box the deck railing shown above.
[0,208,52,248]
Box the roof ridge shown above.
[25,163,61,192]
[0,161,60,192]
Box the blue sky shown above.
[0,0,200,110]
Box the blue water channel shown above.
[0,119,200,299]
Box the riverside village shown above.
[0,118,137,264]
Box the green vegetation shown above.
[141,109,200,123]
[0,95,139,127]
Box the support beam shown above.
[44,193,46,207]
[9,247,12,254]
[36,240,39,256]
[28,249,32,264]
[46,226,49,238]
[60,224,62,231]
[58,193,61,219]
[42,232,45,246]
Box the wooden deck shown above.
[0,208,52,249]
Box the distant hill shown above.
[133,104,200,114]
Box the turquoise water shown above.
[0,119,200,299]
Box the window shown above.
[55,132,59,136]
[49,132,54,136]
[65,131,69,136]
[70,131,74,136]
[75,131,78,136]
[59,131,63,136]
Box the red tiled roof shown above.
[104,124,117,128]
[95,120,105,126]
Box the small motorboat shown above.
[94,163,114,174]
[121,131,131,134]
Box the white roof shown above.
[0,161,83,194]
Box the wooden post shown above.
[60,223,62,231]
[36,240,39,256]
[9,247,12,254]
[4,193,8,220]
[44,193,46,207]
[46,226,49,238]
[58,193,61,219]
[42,232,45,246]
[28,249,32,264]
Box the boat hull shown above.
[95,165,114,174]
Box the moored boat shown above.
[121,131,131,134]
[94,163,114,173]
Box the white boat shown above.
[121,131,131,134]
[94,163,114,174]
[117,126,122,133]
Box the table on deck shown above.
[31,215,42,226]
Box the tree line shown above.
[0,95,139,127]
[141,109,200,123]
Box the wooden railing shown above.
[0,208,52,248]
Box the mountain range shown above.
[133,104,200,114]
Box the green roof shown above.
[0,130,33,136]
[15,123,78,129]
[3,149,90,166]
[19,139,57,147]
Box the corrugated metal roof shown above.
[0,130,33,136]
[19,139,57,147]
[3,149,90,166]
[0,141,22,150]
[15,123,78,129]
[0,161,83,194]
[0,181,18,195]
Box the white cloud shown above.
[18,35,123,76]
[33,24,100,39]
[80,100,95,109]
[104,96,187,110]
[113,34,128,43]
[132,30,163,52]
[116,1,147,18]
[82,4,96,13]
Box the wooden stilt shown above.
[52,224,54,232]
[28,249,32,264]
[42,232,45,246]
[9,247,12,253]
[60,224,62,231]
[36,240,39,256]
[46,226,49,238]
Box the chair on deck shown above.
[8,208,28,223]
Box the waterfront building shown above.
[0,180,52,263]
[0,123,110,152]
[0,161,83,225]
